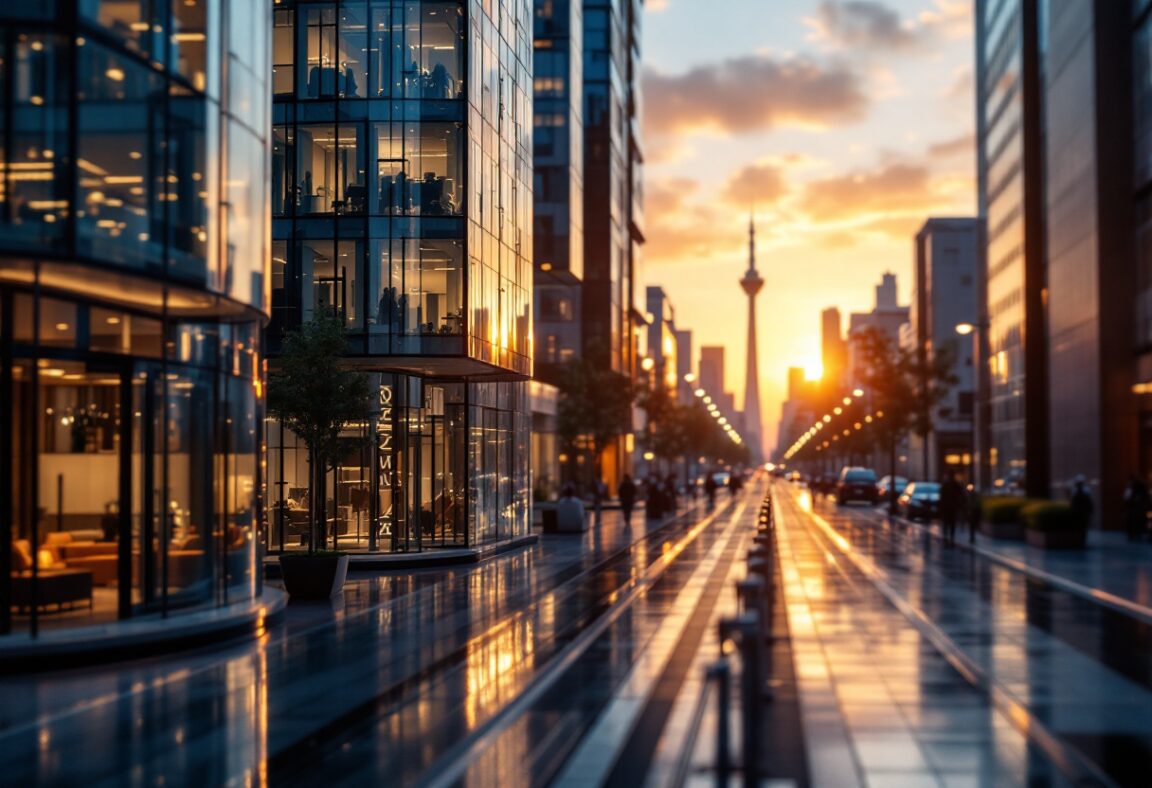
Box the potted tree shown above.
[268,314,371,599]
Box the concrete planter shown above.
[1025,529,1087,550]
[979,520,1024,540]
[279,554,349,599]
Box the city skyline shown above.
[641,0,974,453]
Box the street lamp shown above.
[684,373,697,383]
[956,319,990,490]
[640,357,655,372]
[694,388,706,398]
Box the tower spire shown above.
[748,213,757,273]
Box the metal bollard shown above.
[707,660,732,787]
[718,612,764,787]
[735,576,772,701]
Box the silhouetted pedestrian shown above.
[646,475,664,520]
[967,485,982,544]
[728,472,742,497]
[592,477,607,525]
[939,472,965,547]
[1070,476,1094,531]
[704,473,718,509]
[619,474,637,526]
[1125,475,1150,542]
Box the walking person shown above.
[704,473,718,510]
[646,475,664,520]
[939,471,965,547]
[619,474,637,526]
[1124,475,1150,542]
[1070,475,1094,531]
[966,484,982,544]
[592,477,607,525]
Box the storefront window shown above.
[272,126,294,216]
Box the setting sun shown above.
[803,359,824,383]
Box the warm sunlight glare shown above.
[803,359,823,382]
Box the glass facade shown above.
[0,2,270,636]
[533,0,584,376]
[976,0,1047,494]
[267,0,533,554]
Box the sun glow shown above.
[803,359,823,382]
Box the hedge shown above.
[1021,501,1083,532]
[982,497,1029,525]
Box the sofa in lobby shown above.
[10,539,94,612]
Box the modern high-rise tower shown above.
[741,218,765,461]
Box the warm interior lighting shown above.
[55,322,69,331]
[106,67,126,81]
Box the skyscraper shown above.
[975,0,1048,496]
[740,219,765,461]
[821,307,846,393]
[266,1,534,554]
[534,0,584,376]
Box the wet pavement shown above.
[6,479,1152,787]
[0,494,754,787]
[780,481,1152,787]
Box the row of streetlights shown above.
[690,376,746,447]
[781,388,875,462]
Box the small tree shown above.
[853,326,956,512]
[267,314,371,553]
[556,352,636,487]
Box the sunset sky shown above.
[640,0,975,455]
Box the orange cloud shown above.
[928,133,974,159]
[799,162,932,221]
[723,163,788,207]
[643,55,868,137]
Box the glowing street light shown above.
[956,322,976,336]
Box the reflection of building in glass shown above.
[267,0,533,554]
[533,0,584,376]
[0,3,270,637]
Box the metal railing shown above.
[693,488,777,786]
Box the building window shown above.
[295,124,363,214]
[273,9,295,96]
[76,42,162,268]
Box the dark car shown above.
[811,474,837,495]
[836,467,879,505]
[899,482,940,521]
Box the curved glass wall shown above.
[0,2,271,637]
[267,0,532,554]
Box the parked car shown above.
[836,467,879,505]
[899,482,941,520]
[877,475,909,502]
[810,474,837,495]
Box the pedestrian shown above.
[646,475,664,520]
[939,471,965,547]
[966,484,982,544]
[1124,474,1150,542]
[665,472,679,512]
[728,472,742,497]
[704,473,718,509]
[619,474,637,526]
[1070,475,1094,531]
[592,476,607,525]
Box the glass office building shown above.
[267,0,533,554]
[975,0,1049,496]
[0,1,270,636]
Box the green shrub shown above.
[982,497,1029,525]
[1022,501,1082,532]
